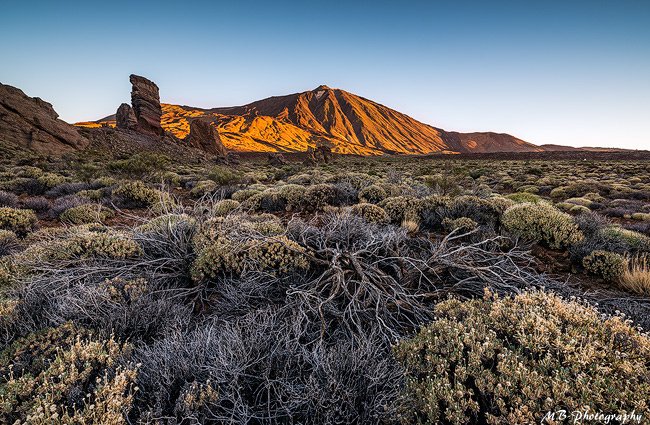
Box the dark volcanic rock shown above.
[130,74,164,137]
[115,103,137,130]
[268,152,287,166]
[0,83,88,154]
[185,119,227,158]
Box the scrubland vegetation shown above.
[1,151,650,423]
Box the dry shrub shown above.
[619,255,650,296]
[502,202,583,249]
[394,290,650,425]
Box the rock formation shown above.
[0,83,88,155]
[184,119,227,158]
[130,74,164,137]
[115,103,137,130]
[267,152,287,166]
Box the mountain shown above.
[80,85,542,155]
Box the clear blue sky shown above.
[1,1,649,149]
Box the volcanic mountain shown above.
[81,85,542,155]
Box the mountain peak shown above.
[313,84,331,91]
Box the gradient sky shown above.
[1,1,649,149]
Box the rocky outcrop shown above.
[0,83,88,155]
[267,152,287,166]
[184,119,227,158]
[130,74,164,137]
[116,103,137,130]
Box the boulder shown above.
[115,103,137,130]
[129,74,164,137]
[185,119,227,158]
[0,83,88,154]
[268,152,287,166]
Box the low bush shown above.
[394,290,650,425]
[0,230,18,256]
[59,203,114,224]
[0,323,137,424]
[112,181,174,211]
[351,203,389,224]
[303,183,338,212]
[0,207,37,236]
[502,202,583,249]
[619,255,650,296]
[358,184,387,204]
[191,235,309,281]
[582,250,627,282]
[0,190,19,208]
[442,216,478,232]
[208,165,242,186]
[505,192,542,203]
[380,196,420,224]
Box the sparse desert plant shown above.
[351,202,389,224]
[112,181,174,211]
[191,235,309,281]
[0,229,18,256]
[231,188,261,202]
[582,250,627,282]
[442,216,478,232]
[0,207,37,236]
[505,192,542,203]
[394,290,650,425]
[619,255,650,295]
[502,202,583,249]
[380,196,420,224]
[0,323,137,424]
[208,165,241,186]
[212,199,240,216]
[189,180,217,198]
[303,183,337,211]
[358,184,387,204]
[60,203,114,224]
[0,190,19,208]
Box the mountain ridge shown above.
[79,84,543,155]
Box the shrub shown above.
[35,172,66,191]
[394,290,650,425]
[231,188,260,202]
[113,181,173,210]
[0,190,19,208]
[108,152,169,177]
[619,255,650,296]
[303,184,337,211]
[189,180,217,198]
[442,216,478,232]
[0,207,37,236]
[0,230,18,256]
[278,184,307,211]
[191,235,309,281]
[380,196,420,224]
[505,192,541,203]
[502,202,583,249]
[208,165,241,186]
[212,199,240,216]
[0,323,137,424]
[22,196,51,213]
[582,250,627,282]
[60,203,114,224]
[358,184,387,204]
[350,203,389,224]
